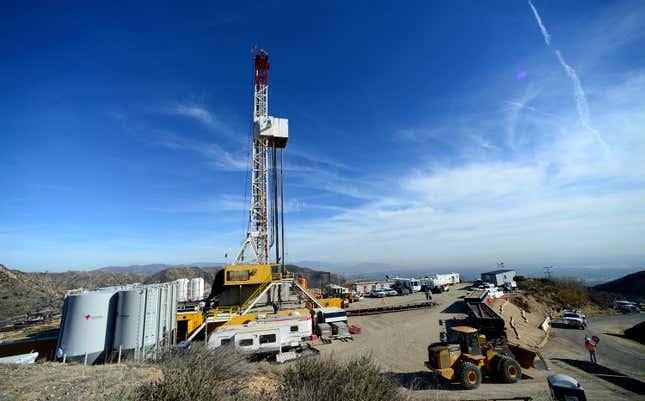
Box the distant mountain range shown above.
[0,262,347,320]
[95,262,224,275]
[2,259,642,321]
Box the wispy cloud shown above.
[288,146,352,171]
[502,87,541,149]
[158,133,247,171]
[169,104,245,143]
[395,127,447,144]
[174,104,216,126]
[285,65,645,265]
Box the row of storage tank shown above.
[175,277,205,302]
[56,282,178,364]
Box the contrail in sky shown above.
[554,50,591,130]
[527,0,604,145]
[528,0,551,45]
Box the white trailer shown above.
[393,277,421,293]
[352,281,393,295]
[424,273,460,291]
[207,310,312,353]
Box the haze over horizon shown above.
[2,1,645,272]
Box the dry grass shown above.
[516,278,592,311]
[119,345,251,401]
[0,362,160,401]
[115,347,403,401]
[272,354,403,401]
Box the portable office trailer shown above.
[351,280,393,295]
[424,273,460,288]
[480,269,516,287]
[323,283,350,298]
[393,278,421,292]
[208,310,312,353]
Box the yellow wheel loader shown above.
[424,326,522,389]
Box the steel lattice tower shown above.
[233,48,288,266]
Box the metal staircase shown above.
[240,279,272,312]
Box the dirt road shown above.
[549,314,644,380]
[321,286,645,400]
[543,313,645,399]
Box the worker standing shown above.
[584,335,597,364]
[589,341,597,364]
[426,289,433,301]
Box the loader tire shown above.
[499,357,522,383]
[490,354,503,377]
[459,362,481,389]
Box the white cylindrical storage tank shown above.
[190,278,204,301]
[56,290,117,364]
[113,288,145,352]
[175,278,189,302]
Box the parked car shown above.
[613,300,639,313]
[561,310,587,329]
[385,289,398,296]
[369,289,387,298]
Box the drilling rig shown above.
[233,47,289,268]
[205,48,323,324]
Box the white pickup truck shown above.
[561,310,587,329]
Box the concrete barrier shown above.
[540,316,551,332]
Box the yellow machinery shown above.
[211,264,279,308]
[425,326,522,389]
[223,263,277,285]
[176,311,206,342]
[318,298,343,308]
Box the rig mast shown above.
[233,48,288,266]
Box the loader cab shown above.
[449,326,482,356]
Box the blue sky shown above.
[2,1,645,272]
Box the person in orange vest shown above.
[584,335,597,363]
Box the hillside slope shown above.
[48,271,143,290]
[594,269,645,300]
[0,263,346,320]
[0,264,64,320]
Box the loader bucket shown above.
[507,343,549,370]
